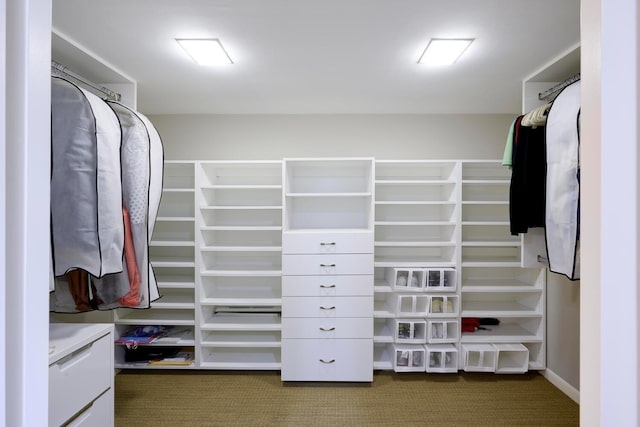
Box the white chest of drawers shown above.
[281,230,374,382]
[49,323,114,426]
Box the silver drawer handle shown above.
[319,359,336,364]
[320,306,336,310]
[320,242,336,246]
[319,327,336,331]
[320,284,336,288]
[320,263,336,267]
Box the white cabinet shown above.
[49,323,114,427]
[114,161,197,369]
[281,158,374,382]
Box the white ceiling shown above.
[52,0,581,115]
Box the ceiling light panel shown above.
[418,39,473,65]
[176,38,233,65]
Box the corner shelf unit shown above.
[112,159,544,374]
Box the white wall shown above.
[581,0,601,424]
[599,0,639,425]
[0,0,6,423]
[148,114,514,160]
[4,0,51,425]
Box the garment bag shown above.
[545,80,581,280]
[50,77,124,278]
[91,101,163,308]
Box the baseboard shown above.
[542,368,580,404]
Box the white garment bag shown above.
[545,80,581,280]
[50,77,124,278]
[91,101,164,308]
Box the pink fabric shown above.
[118,207,141,307]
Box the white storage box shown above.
[394,319,427,344]
[385,267,425,291]
[394,294,429,317]
[494,343,529,373]
[425,344,458,373]
[462,344,497,372]
[427,320,459,343]
[425,268,456,291]
[393,344,426,372]
[427,295,459,317]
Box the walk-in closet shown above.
[3,0,639,426]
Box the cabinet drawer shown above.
[282,317,373,339]
[283,231,373,254]
[281,338,373,381]
[282,254,374,275]
[49,333,112,427]
[282,296,373,318]
[60,388,113,427]
[282,275,373,297]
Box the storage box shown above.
[394,319,427,344]
[494,343,529,373]
[394,294,429,317]
[393,344,426,372]
[427,320,459,343]
[427,295,459,317]
[462,344,497,372]
[386,267,424,291]
[425,268,456,291]
[425,344,458,373]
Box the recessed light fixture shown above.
[418,38,473,65]
[176,38,233,65]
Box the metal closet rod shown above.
[51,60,122,102]
[538,73,581,101]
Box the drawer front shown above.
[282,275,373,297]
[281,338,373,381]
[282,317,373,339]
[283,231,373,254]
[282,296,373,318]
[282,254,374,276]
[62,388,113,427]
[49,334,112,426]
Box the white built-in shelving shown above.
[372,161,462,372]
[114,161,197,369]
[460,161,545,370]
[110,158,544,374]
[196,161,283,370]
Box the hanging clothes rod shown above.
[51,60,122,102]
[538,73,581,102]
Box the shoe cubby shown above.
[393,344,427,372]
[428,295,459,317]
[494,343,529,373]
[156,191,196,218]
[462,343,497,372]
[426,268,456,291]
[426,344,459,373]
[394,294,429,317]
[385,267,425,291]
[394,319,427,344]
[427,320,459,343]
